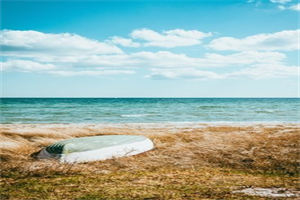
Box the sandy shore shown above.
[1,123,299,199]
[1,122,299,161]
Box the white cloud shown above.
[201,51,285,66]
[147,63,298,80]
[148,63,298,80]
[3,46,284,70]
[277,3,300,11]
[289,3,300,11]
[131,51,200,68]
[1,50,289,78]
[47,70,135,76]
[270,0,292,4]
[1,60,55,72]
[208,29,299,51]
[131,51,286,69]
[0,30,131,76]
[110,36,140,47]
[278,5,286,9]
[137,51,293,80]
[148,68,223,79]
[131,28,212,48]
[228,64,298,79]
[0,30,123,55]
[65,50,283,69]
[1,29,297,80]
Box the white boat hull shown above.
[38,137,154,163]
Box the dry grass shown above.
[0,123,300,199]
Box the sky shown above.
[0,0,299,97]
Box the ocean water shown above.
[0,98,299,124]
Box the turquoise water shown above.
[0,98,299,124]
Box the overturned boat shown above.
[37,135,154,163]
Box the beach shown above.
[2,0,299,198]
[1,122,299,199]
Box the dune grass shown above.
[0,123,299,199]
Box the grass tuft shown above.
[1,123,299,199]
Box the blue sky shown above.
[1,0,299,97]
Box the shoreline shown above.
[1,121,300,128]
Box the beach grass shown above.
[1,123,299,199]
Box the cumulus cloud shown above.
[130,28,212,48]
[135,50,294,80]
[48,70,135,76]
[110,36,140,47]
[138,51,285,69]
[277,3,300,11]
[201,51,285,66]
[0,30,131,76]
[63,51,284,69]
[228,64,298,79]
[0,29,297,79]
[208,29,299,51]
[1,60,56,72]
[289,3,300,11]
[0,30,123,56]
[1,49,291,78]
[148,68,223,80]
[147,62,298,80]
[148,63,298,80]
[270,0,292,4]
[2,50,285,72]
[138,50,295,80]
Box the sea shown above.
[0,98,299,124]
